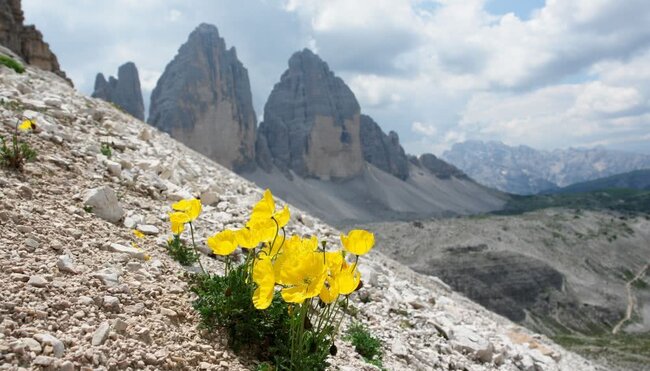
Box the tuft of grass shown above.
[0,134,36,171]
[0,55,25,74]
[166,235,199,266]
[344,322,384,369]
[100,142,112,158]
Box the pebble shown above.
[103,296,120,312]
[57,254,78,274]
[137,224,160,235]
[92,322,111,346]
[28,275,48,287]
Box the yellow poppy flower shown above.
[250,189,291,228]
[207,230,237,255]
[337,262,361,295]
[169,212,190,235]
[252,255,275,310]
[235,228,260,249]
[18,119,34,131]
[172,198,202,221]
[133,230,145,239]
[279,251,327,304]
[340,230,375,256]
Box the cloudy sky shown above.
[22,0,650,155]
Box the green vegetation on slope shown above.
[497,189,650,215]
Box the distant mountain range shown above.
[442,140,650,195]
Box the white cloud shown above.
[411,121,437,137]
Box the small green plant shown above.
[100,142,113,158]
[0,55,25,74]
[83,205,93,213]
[344,322,384,369]
[166,235,199,266]
[0,118,37,171]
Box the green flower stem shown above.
[188,222,206,274]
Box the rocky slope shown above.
[148,23,256,172]
[247,50,506,225]
[365,209,650,370]
[443,140,650,195]
[0,0,70,84]
[92,62,145,121]
[0,51,600,371]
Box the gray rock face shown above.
[359,114,409,180]
[0,0,71,84]
[256,49,364,180]
[92,62,145,120]
[442,140,650,194]
[416,153,468,180]
[148,23,256,171]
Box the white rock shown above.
[28,275,48,287]
[92,322,111,346]
[200,191,219,206]
[57,255,78,274]
[450,326,494,363]
[123,214,144,229]
[105,160,122,176]
[34,333,65,357]
[103,296,120,312]
[83,186,124,223]
[137,224,159,235]
[93,268,120,286]
[392,338,408,358]
[106,242,146,260]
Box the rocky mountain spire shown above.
[148,23,256,171]
[256,49,364,180]
[0,0,71,84]
[359,114,409,180]
[92,62,145,120]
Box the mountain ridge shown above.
[442,140,650,195]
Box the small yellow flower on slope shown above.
[18,119,34,131]
[340,230,375,256]
[235,228,260,249]
[252,255,275,309]
[169,212,190,235]
[133,230,145,239]
[172,198,202,222]
[207,230,238,255]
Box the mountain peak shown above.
[148,23,257,171]
[92,62,145,120]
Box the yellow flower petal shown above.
[172,199,202,221]
[273,205,290,228]
[247,217,277,243]
[340,230,375,256]
[250,189,275,222]
[235,228,260,249]
[319,277,340,304]
[337,264,361,295]
[18,119,34,131]
[133,230,145,239]
[207,230,238,255]
[281,286,307,304]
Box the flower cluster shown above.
[166,190,375,370]
[0,117,37,171]
[205,189,374,309]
